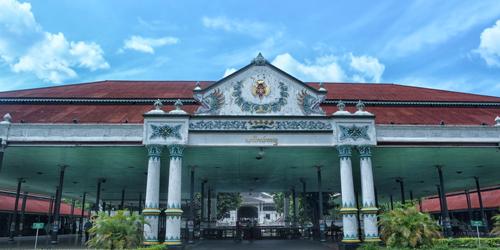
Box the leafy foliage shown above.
[216,193,242,220]
[379,204,441,248]
[435,237,500,249]
[491,213,500,236]
[86,210,145,249]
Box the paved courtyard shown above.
[0,236,337,249]
[187,240,336,250]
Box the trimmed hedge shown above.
[136,245,167,250]
[435,237,500,248]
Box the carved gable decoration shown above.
[194,53,326,116]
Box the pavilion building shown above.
[0,54,498,247]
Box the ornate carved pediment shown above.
[193,53,326,116]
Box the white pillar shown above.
[358,146,380,242]
[164,144,184,246]
[337,145,360,243]
[143,145,162,245]
[210,189,217,225]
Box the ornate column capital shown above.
[146,145,163,160]
[167,144,185,160]
[336,145,352,159]
[357,145,372,158]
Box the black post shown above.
[48,195,54,228]
[95,179,103,212]
[201,180,206,222]
[409,190,414,202]
[300,179,308,239]
[19,191,28,236]
[465,189,473,228]
[207,186,212,226]
[200,180,206,239]
[138,192,142,214]
[374,187,379,208]
[396,178,405,204]
[188,167,195,244]
[70,199,75,233]
[292,186,297,227]
[474,176,488,232]
[8,178,24,241]
[79,192,86,237]
[437,166,451,237]
[51,165,66,244]
[120,189,125,210]
[389,194,393,210]
[436,185,444,225]
[317,167,325,242]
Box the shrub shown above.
[87,210,146,249]
[435,237,500,249]
[136,244,167,250]
[379,204,441,248]
[491,213,500,236]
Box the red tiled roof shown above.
[420,188,500,213]
[0,81,498,125]
[0,104,497,125]
[0,194,89,216]
[0,81,499,102]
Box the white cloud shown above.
[0,0,109,83]
[349,53,385,83]
[476,20,500,67]
[202,16,271,38]
[121,35,179,54]
[382,1,500,57]
[271,53,385,83]
[223,68,237,77]
[12,32,109,83]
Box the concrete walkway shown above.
[0,234,85,249]
[186,240,338,250]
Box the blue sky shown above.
[1,0,500,97]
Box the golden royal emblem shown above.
[251,79,270,99]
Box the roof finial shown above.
[253,52,266,66]
[174,99,183,110]
[318,82,326,92]
[193,81,201,91]
[337,100,345,111]
[153,99,163,111]
[356,100,365,112]
[169,99,187,114]
[1,113,12,124]
[495,116,500,127]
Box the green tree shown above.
[491,212,500,236]
[86,210,145,249]
[217,193,242,220]
[379,204,441,248]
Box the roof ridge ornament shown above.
[193,81,202,91]
[252,52,267,66]
[354,100,373,116]
[495,116,500,126]
[318,82,327,92]
[146,99,166,114]
[332,100,351,116]
[169,99,187,114]
[1,113,12,124]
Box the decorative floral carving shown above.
[297,89,325,115]
[233,80,288,113]
[339,125,370,141]
[189,119,332,131]
[150,124,182,140]
[167,144,185,159]
[194,88,225,115]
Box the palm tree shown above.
[86,210,145,249]
[379,204,441,248]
